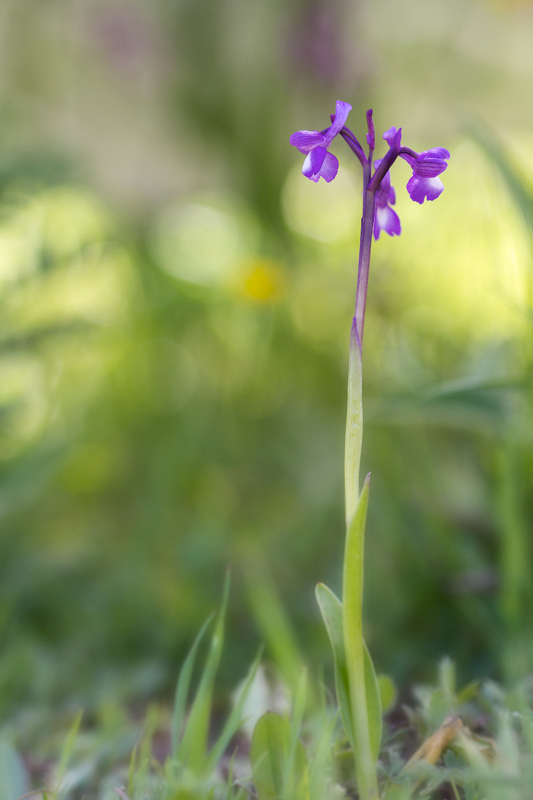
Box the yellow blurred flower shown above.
[235,258,285,303]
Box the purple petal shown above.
[290,130,326,153]
[375,168,396,209]
[374,205,401,240]
[407,174,445,203]
[302,146,327,178]
[316,150,339,182]
[392,127,403,151]
[421,147,450,160]
[302,152,313,177]
[413,154,448,178]
[375,179,390,207]
[383,126,400,147]
[323,100,352,147]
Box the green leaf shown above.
[456,680,480,707]
[0,737,28,800]
[315,582,355,752]
[377,674,397,714]
[250,712,308,800]
[315,583,382,762]
[363,641,383,763]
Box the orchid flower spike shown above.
[290,105,450,238]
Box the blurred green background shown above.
[1,0,533,718]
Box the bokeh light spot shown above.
[152,198,258,285]
[282,164,360,242]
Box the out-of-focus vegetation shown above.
[6,606,533,800]
[1,0,533,727]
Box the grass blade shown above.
[177,572,230,774]
[51,710,82,800]
[171,613,214,757]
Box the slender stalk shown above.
[345,174,375,527]
[354,185,376,351]
[344,319,363,528]
[343,157,379,799]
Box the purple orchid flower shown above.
[289,100,352,182]
[373,159,401,240]
[402,147,451,204]
[289,102,450,351]
[382,126,450,206]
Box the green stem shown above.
[343,477,378,800]
[344,320,363,528]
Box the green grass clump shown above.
[6,597,533,800]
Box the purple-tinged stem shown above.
[345,158,375,525]
[354,163,376,350]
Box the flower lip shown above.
[407,175,445,204]
[302,147,327,177]
[302,147,340,183]
[374,204,401,239]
